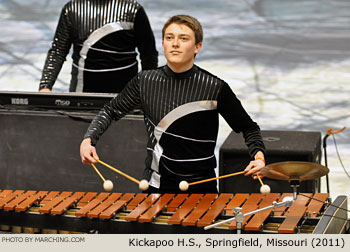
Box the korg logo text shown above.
[11,98,28,105]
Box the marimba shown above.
[0,189,348,234]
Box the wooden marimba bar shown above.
[0,189,347,234]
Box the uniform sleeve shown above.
[217,82,266,157]
[39,5,73,90]
[83,75,141,145]
[134,7,158,70]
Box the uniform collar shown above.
[164,64,197,79]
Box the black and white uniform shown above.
[39,0,158,93]
[84,65,266,193]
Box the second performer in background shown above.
[39,0,158,93]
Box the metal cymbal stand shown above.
[290,179,300,200]
[204,198,294,232]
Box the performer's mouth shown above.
[170,50,181,55]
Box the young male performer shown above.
[80,15,266,193]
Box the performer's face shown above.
[162,23,202,72]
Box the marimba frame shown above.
[0,189,348,234]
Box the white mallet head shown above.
[139,179,149,191]
[103,180,114,191]
[260,184,271,194]
[179,181,189,191]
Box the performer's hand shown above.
[244,159,265,180]
[80,138,99,164]
[39,88,51,92]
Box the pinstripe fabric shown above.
[66,0,139,40]
[140,66,221,125]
